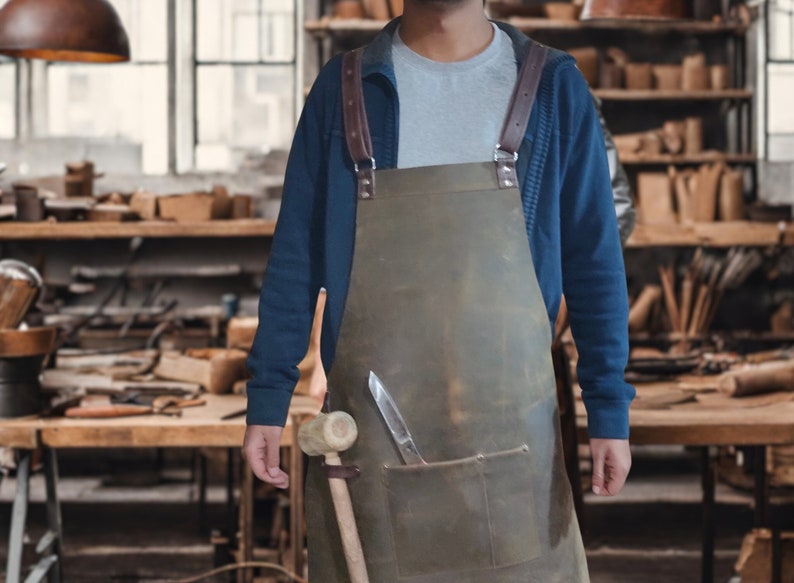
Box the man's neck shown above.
[399,0,493,63]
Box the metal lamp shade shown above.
[0,0,130,62]
[581,0,691,20]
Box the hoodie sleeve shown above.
[244,60,339,427]
[557,65,636,439]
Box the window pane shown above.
[196,65,294,171]
[770,0,794,61]
[109,0,168,62]
[0,61,15,139]
[47,64,168,174]
[769,63,794,134]
[197,0,294,63]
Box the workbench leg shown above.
[238,453,254,583]
[43,449,63,583]
[700,447,715,583]
[6,450,32,583]
[752,446,781,583]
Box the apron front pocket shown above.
[383,445,541,579]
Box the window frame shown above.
[7,0,301,174]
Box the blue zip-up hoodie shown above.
[246,19,635,439]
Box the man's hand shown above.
[244,425,289,489]
[589,438,631,496]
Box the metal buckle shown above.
[494,145,519,190]
[353,157,376,173]
[493,145,519,163]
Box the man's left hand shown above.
[589,438,631,496]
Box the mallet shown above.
[298,411,369,583]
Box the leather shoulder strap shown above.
[498,43,549,156]
[341,49,376,199]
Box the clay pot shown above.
[682,53,710,91]
[625,63,653,89]
[568,47,599,87]
[653,65,683,90]
[581,0,690,19]
[332,0,365,18]
[543,2,583,20]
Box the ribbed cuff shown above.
[245,384,293,427]
[585,398,631,440]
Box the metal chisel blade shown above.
[368,371,426,465]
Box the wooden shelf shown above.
[620,153,757,166]
[305,18,747,36]
[594,89,753,101]
[626,221,789,248]
[0,219,277,241]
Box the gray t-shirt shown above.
[392,24,518,169]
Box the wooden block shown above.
[568,47,599,88]
[653,65,682,90]
[637,173,676,225]
[684,117,704,155]
[682,53,710,91]
[155,349,248,394]
[674,169,697,223]
[158,193,215,223]
[129,191,158,220]
[211,185,233,219]
[719,169,745,221]
[771,301,793,334]
[231,195,253,219]
[87,204,137,222]
[625,63,653,90]
[710,65,730,90]
[694,162,724,222]
[227,317,259,351]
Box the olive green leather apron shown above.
[305,44,588,582]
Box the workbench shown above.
[3,385,793,582]
[577,382,794,583]
[0,393,321,583]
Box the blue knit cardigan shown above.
[246,19,635,439]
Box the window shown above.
[0,57,15,139]
[46,0,168,174]
[195,0,296,172]
[0,0,298,174]
[767,0,794,160]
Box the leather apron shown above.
[305,43,589,582]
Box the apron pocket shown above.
[383,445,541,579]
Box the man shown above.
[244,0,634,580]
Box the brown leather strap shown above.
[322,461,361,480]
[342,49,376,199]
[498,43,549,156]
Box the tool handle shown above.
[64,405,153,418]
[325,451,370,583]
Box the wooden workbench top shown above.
[577,382,794,447]
[0,394,321,449]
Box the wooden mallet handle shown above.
[298,412,369,583]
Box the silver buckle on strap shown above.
[494,145,519,190]
[354,157,376,200]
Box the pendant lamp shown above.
[580,0,690,20]
[0,0,130,62]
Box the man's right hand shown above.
[244,425,289,489]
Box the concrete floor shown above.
[0,446,784,582]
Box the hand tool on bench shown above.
[368,371,426,465]
[64,394,205,418]
[298,411,369,583]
